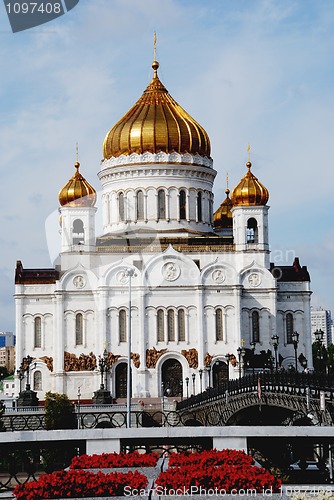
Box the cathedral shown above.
[14,55,313,402]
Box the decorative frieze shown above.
[146,347,167,368]
[181,348,198,368]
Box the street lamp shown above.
[124,268,136,429]
[185,377,189,398]
[292,331,300,371]
[314,329,324,372]
[98,349,109,390]
[77,386,81,430]
[237,347,246,378]
[271,335,279,371]
[16,367,25,393]
[250,342,256,375]
[21,355,36,390]
[199,369,203,393]
[192,373,196,395]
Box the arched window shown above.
[247,218,258,243]
[178,309,185,341]
[252,311,260,343]
[33,370,42,391]
[136,190,144,220]
[119,310,127,342]
[72,219,84,245]
[158,190,166,220]
[179,190,186,220]
[215,308,223,341]
[157,309,164,342]
[197,192,202,222]
[75,313,83,345]
[119,192,125,221]
[34,317,42,348]
[286,313,294,344]
[167,310,175,341]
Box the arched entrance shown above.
[115,362,127,399]
[161,359,182,397]
[212,360,228,388]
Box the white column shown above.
[186,191,190,222]
[54,291,65,394]
[197,289,204,371]
[166,191,170,222]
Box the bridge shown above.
[176,372,334,427]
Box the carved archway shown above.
[161,358,182,397]
[115,362,127,399]
[212,360,228,388]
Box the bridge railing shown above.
[176,372,334,410]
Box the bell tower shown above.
[58,161,97,253]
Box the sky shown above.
[0,0,334,332]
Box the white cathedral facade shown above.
[14,58,313,402]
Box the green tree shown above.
[44,392,75,430]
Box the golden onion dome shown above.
[214,189,233,228]
[103,60,211,160]
[231,162,269,206]
[58,162,97,207]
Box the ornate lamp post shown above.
[77,386,81,430]
[199,369,203,393]
[185,377,189,398]
[250,342,256,375]
[292,331,300,371]
[17,356,38,407]
[16,367,25,393]
[237,347,246,378]
[192,373,196,395]
[92,349,112,405]
[271,335,279,371]
[314,329,324,372]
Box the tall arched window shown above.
[197,192,202,222]
[167,310,175,341]
[286,313,294,344]
[34,317,42,348]
[119,192,125,221]
[157,309,164,342]
[215,308,223,341]
[136,190,144,220]
[247,218,258,243]
[252,311,260,343]
[73,219,84,245]
[179,190,186,220]
[75,313,83,345]
[119,310,127,342]
[158,190,166,220]
[33,370,42,391]
[178,309,185,341]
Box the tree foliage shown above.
[44,392,75,430]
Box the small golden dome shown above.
[58,162,97,207]
[103,60,211,160]
[231,162,269,206]
[214,189,233,228]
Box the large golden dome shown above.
[58,162,96,207]
[214,189,233,228]
[231,162,269,206]
[103,60,211,160]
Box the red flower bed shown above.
[13,469,147,500]
[156,449,281,493]
[168,448,254,467]
[70,451,159,469]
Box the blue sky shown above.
[0,0,334,331]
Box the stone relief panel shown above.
[181,348,198,368]
[146,347,167,368]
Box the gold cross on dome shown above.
[241,339,245,347]
[247,143,251,162]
